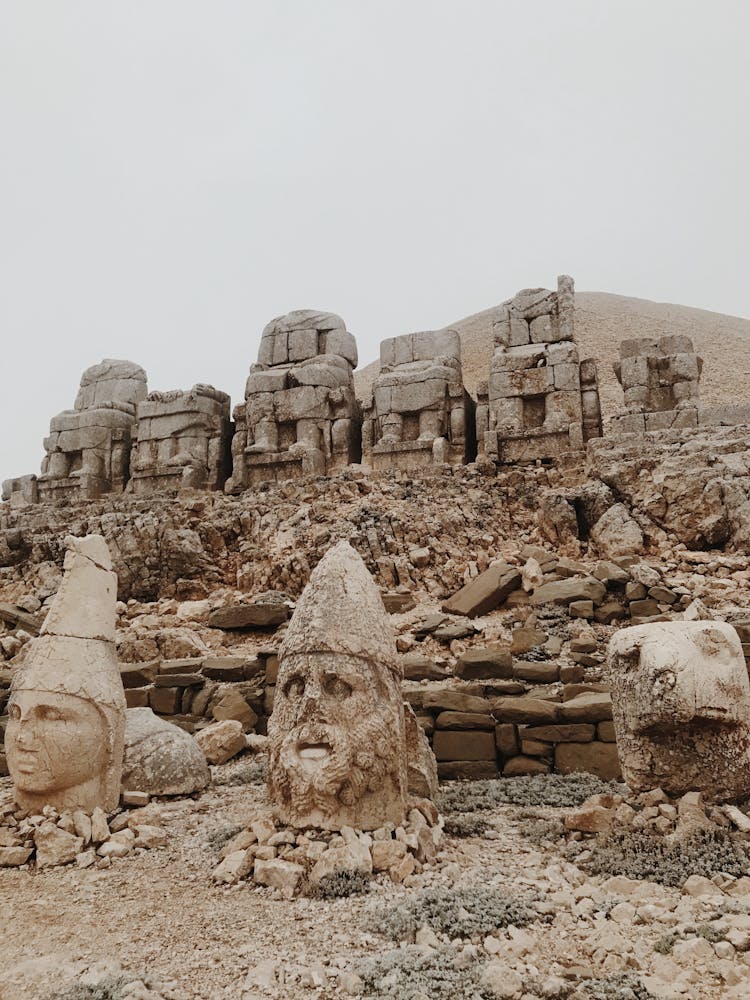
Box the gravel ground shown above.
[4,763,750,1000]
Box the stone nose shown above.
[296,687,321,722]
[15,719,37,749]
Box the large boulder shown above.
[590,503,644,558]
[122,708,210,796]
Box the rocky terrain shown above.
[5,344,750,997]
[4,762,750,1000]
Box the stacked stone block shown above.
[405,668,619,782]
[479,276,602,464]
[611,335,703,433]
[226,310,361,490]
[362,329,474,471]
[130,384,232,494]
[38,360,148,501]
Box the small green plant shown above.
[365,887,536,941]
[443,814,490,838]
[205,824,244,853]
[653,932,678,954]
[572,972,656,999]
[696,923,727,943]
[354,946,492,1000]
[49,978,131,1000]
[583,828,750,887]
[438,773,625,813]
[516,811,565,845]
[212,759,266,786]
[308,869,372,899]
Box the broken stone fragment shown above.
[34,822,83,868]
[194,718,247,765]
[253,857,305,899]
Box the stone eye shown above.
[284,675,305,699]
[323,676,352,700]
[37,706,65,721]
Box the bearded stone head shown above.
[267,541,408,830]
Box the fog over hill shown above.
[354,292,750,423]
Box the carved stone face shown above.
[607,620,750,799]
[268,651,406,830]
[6,690,108,808]
[609,623,749,734]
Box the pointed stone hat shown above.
[280,540,401,676]
[12,534,125,710]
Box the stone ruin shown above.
[38,359,148,501]
[607,620,750,801]
[225,310,361,490]
[130,384,232,494]
[1,474,38,509]
[5,533,126,814]
[611,334,703,433]
[477,275,602,464]
[361,328,475,470]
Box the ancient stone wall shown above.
[38,360,148,502]
[130,385,231,493]
[481,276,602,464]
[611,335,702,433]
[361,329,475,470]
[226,310,361,490]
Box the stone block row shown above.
[2,279,606,505]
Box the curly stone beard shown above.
[269,711,403,827]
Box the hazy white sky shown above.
[2,1,749,480]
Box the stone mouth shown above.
[13,750,38,772]
[296,742,331,761]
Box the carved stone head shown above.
[6,534,126,813]
[268,541,407,830]
[607,620,750,800]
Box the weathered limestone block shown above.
[607,621,750,800]
[483,276,601,464]
[611,335,703,433]
[38,359,147,501]
[268,541,423,830]
[226,311,361,490]
[589,503,644,559]
[130,384,231,492]
[362,329,475,470]
[122,707,210,795]
[5,534,127,812]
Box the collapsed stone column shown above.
[5,534,127,813]
[611,335,703,433]
[607,620,750,801]
[267,540,410,830]
[226,311,361,491]
[361,329,475,470]
[130,384,232,493]
[37,359,148,501]
[482,276,602,463]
